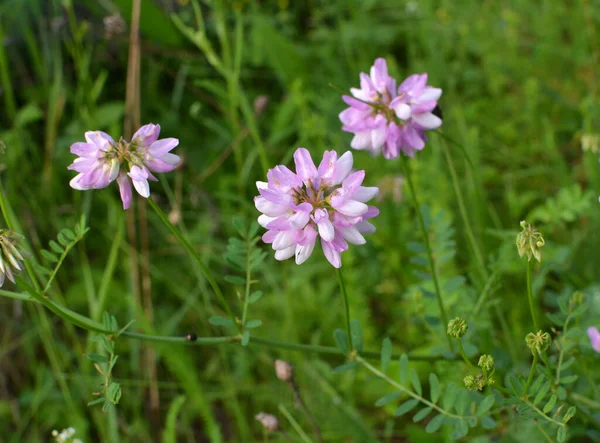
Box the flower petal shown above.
[412,112,442,130]
[293,148,318,183]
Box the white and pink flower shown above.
[339,58,442,159]
[68,124,180,209]
[255,148,378,268]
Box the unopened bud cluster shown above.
[516,220,545,262]
[0,229,26,286]
[274,360,294,382]
[255,412,279,431]
[52,427,83,443]
[447,317,468,339]
[526,330,551,355]
[464,354,495,391]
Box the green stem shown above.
[456,340,475,369]
[147,197,239,332]
[526,260,539,330]
[440,137,487,280]
[522,354,538,398]
[356,355,474,420]
[400,156,450,347]
[0,287,444,361]
[336,266,353,352]
[241,236,253,329]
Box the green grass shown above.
[0,0,599,441]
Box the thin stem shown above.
[278,404,313,443]
[523,398,566,428]
[456,340,475,369]
[440,137,487,280]
[289,380,322,442]
[0,287,445,361]
[522,354,538,398]
[526,260,539,330]
[147,197,239,332]
[400,156,450,347]
[356,355,474,420]
[336,266,353,352]
[241,236,254,328]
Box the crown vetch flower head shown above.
[587,327,600,353]
[68,124,180,209]
[255,148,379,268]
[340,58,442,159]
[0,229,26,286]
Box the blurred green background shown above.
[0,0,599,441]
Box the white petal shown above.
[332,151,353,185]
[255,197,288,217]
[351,132,371,150]
[160,153,181,165]
[289,210,309,229]
[356,221,376,235]
[412,112,442,129]
[317,218,335,242]
[371,127,387,151]
[295,239,316,265]
[419,87,442,101]
[258,214,277,228]
[274,246,296,261]
[335,200,368,217]
[256,181,268,190]
[132,178,150,198]
[69,174,88,190]
[352,186,379,202]
[340,226,366,245]
[273,230,295,250]
[392,102,412,120]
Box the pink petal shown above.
[117,173,133,210]
[293,148,318,183]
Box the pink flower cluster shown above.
[339,58,442,159]
[68,124,180,209]
[255,148,379,268]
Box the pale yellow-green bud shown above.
[463,375,476,390]
[526,330,551,355]
[447,318,468,339]
[516,221,545,262]
[478,354,494,372]
[570,291,585,307]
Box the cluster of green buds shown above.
[526,330,552,355]
[447,317,468,339]
[464,354,496,391]
[516,220,545,262]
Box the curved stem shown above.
[0,287,445,361]
[336,266,353,352]
[526,260,539,330]
[456,339,475,369]
[147,197,240,332]
[400,156,451,347]
[522,354,538,398]
[356,355,474,420]
[440,137,486,279]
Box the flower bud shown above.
[516,220,545,262]
[447,317,468,339]
[463,375,476,390]
[526,330,551,355]
[570,291,585,307]
[255,412,279,431]
[274,360,293,382]
[478,354,494,372]
[0,229,26,286]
